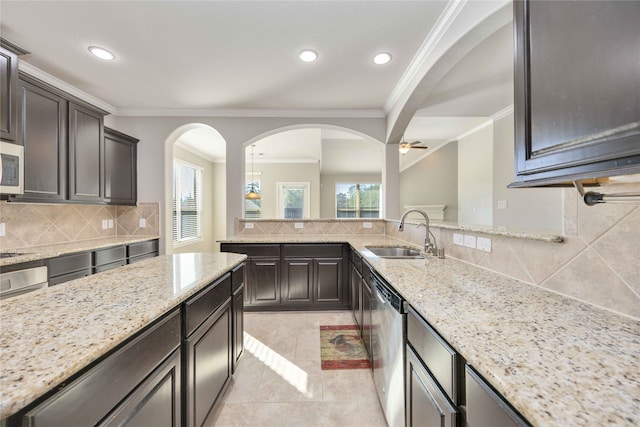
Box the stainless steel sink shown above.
[364,246,424,259]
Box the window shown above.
[277,182,310,219]
[244,180,262,219]
[172,160,203,244]
[336,183,381,218]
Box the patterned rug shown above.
[320,325,371,370]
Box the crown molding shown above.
[383,0,468,115]
[18,61,117,114]
[113,108,385,119]
[490,104,514,121]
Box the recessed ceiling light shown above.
[299,49,318,62]
[88,46,115,60]
[373,52,392,65]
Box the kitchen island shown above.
[222,235,640,427]
[0,252,246,424]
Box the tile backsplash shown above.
[0,201,159,251]
[388,186,640,320]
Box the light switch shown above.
[294,222,304,229]
[463,235,476,249]
[363,222,373,229]
[497,200,508,210]
[0,223,5,237]
[453,233,464,246]
[139,218,146,228]
[108,219,114,229]
[477,237,492,252]
[244,222,254,229]
[101,219,108,230]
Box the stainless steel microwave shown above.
[0,141,24,195]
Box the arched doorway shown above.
[164,124,226,254]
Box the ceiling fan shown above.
[399,138,428,155]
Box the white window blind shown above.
[173,160,203,243]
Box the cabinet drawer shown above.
[25,310,181,427]
[94,260,126,274]
[283,243,343,258]
[94,245,125,267]
[350,249,363,273]
[127,239,159,258]
[184,274,232,337]
[222,243,280,258]
[48,252,92,277]
[49,268,91,286]
[128,252,158,264]
[406,305,459,403]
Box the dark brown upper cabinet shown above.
[68,102,104,203]
[0,45,19,142]
[10,76,68,202]
[104,127,138,205]
[511,0,640,187]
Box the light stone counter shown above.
[0,236,160,267]
[222,235,640,427]
[0,252,246,419]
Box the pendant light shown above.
[245,144,261,200]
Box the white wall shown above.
[458,124,493,226]
[399,142,458,222]
[104,115,387,241]
[492,112,562,231]
[171,145,217,253]
[250,162,320,219]
[320,173,382,218]
[212,162,226,250]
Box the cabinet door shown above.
[465,365,530,427]
[315,257,344,304]
[350,263,362,330]
[282,258,313,304]
[513,0,640,185]
[0,46,18,142]
[406,347,457,427]
[68,102,104,202]
[104,127,137,205]
[361,280,372,358]
[100,349,181,427]
[11,78,67,202]
[185,303,231,427]
[232,284,244,373]
[249,258,280,306]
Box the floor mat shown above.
[320,325,371,370]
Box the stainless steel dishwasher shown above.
[371,270,405,427]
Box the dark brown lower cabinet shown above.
[183,276,233,427]
[405,346,457,427]
[220,243,348,311]
[361,274,373,358]
[350,261,362,330]
[24,310,181,427]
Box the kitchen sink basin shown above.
[364,246,424,259]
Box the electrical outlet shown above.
[363,222,373,229]
[463,235,477,249]
[244,222,254,229]
[101,219,108,230]
[0,223,5,237]
[139,218,146,228]
[294,222,304,229]
[477,237,492,252]
[453,233,464,246]
[108,219,114,229]
[497,200,508,210]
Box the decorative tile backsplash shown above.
[387,186,640,320]
[0,202,159,251]
[234,218,386,236]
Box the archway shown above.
[164,123,227,254]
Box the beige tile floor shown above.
[207,311,387,427]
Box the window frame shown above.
[335,182,381,219]
[172,159,204,247]
[276,181,310,219]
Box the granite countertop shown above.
[0,252,246,419]
[0,236,160,267]
[223,235,640,427]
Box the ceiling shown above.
[1,1,513,173]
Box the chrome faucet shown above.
[398,209,444,258]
